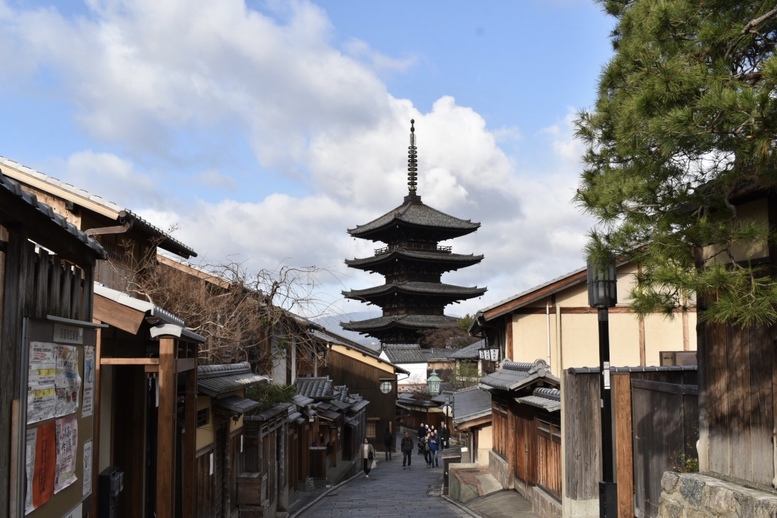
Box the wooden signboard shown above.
[17,318,100,518]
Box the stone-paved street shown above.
[295,454,474,518]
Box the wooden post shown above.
[157,337,176,518]
[614,372,634,517]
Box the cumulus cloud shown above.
[0,0,597,322]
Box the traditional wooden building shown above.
[322,338,406,443]
[0,172,107,518]
[195,362,269,518]
[479,360,561,510]
[452,386,493,465]
[0,158,203,518]
[341,120,486,346]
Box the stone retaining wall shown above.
[489,450,512,489]
[660,471,777,517]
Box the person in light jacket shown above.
[361,437,376,478]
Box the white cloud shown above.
[0,0,598,323]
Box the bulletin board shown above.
[18,317,100,518]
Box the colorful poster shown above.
[81,346,94,418]
[27,341,57,424]
[54,416,78,493]
[82,440,93,498]
[24,422,56,514]
[55,345,80,417]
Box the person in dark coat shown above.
[383,428,393,460]
[440,422,451,449]
[401,432,414,469]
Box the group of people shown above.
[416,422,450,468]
[360,421,452,477]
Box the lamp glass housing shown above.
[587,260,617,308]
[427,370,442,396]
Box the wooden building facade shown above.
[479,360,561,512]
[0,172,107,517]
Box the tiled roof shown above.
[95,282,206,343]
[342,314,458,333]
[197,362,270,397]
[216,395,259,415]
[382,344,429,363]
[480,359,559,392]
[515,387,561,413]
[0,156,196,258]
[348,198,480,237]
[296,377,334,399]
[346,248,483,270]
[453,386,493,426]
[343,281,486,299]
[449,339,486,360]
[567,365,698,374]
[0,173,108,260]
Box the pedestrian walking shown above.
[361,437,376,478]
[428,431,439,468]
[440,422,450,449]
[401,431,414,469]
[423,434,432,466]
[383,428,393,460]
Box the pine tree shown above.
[575,1,777,326]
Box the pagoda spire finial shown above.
[407,119,418,195]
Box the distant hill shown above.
[312,312,378,347]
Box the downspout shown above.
[546,302,552,366]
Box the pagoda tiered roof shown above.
[343,281,485,305]
[347,194,480,242]
[340,314,458,334]
[345,247,483,274]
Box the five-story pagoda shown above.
[341,120,486,346]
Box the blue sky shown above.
[0,0,615,327]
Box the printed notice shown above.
[81,346,94,418]
[82,440,93,497]
[55,345,80,417]
[24,422,56,514]
[27,342,57,424]
[54,416,78,493]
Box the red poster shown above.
[32,422,56,508]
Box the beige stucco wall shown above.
[476,425,493,466]
[509,263,697,372]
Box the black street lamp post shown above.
[587,259,618,518]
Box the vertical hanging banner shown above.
[24,422,56,514]
[81,346,94,418]
[54,416,79,493]
[55,345,81,417]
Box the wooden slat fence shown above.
[631,378,698,518]
[564,367,698,517]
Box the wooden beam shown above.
[101,357,159,366]
[94,294,145,335]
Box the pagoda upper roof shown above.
[345,248,484,272]
[342,281,486,301]
[347,194,480,241]
[340,314,458,333]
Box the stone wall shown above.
[489,450,512,489]
[660,471,777,517]
[529,486,562,518]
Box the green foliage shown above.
[576,0,777,326]
[457,314,475,332]
[245,383,296,413]
[671,446,700,473]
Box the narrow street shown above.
[294,454,475,518]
